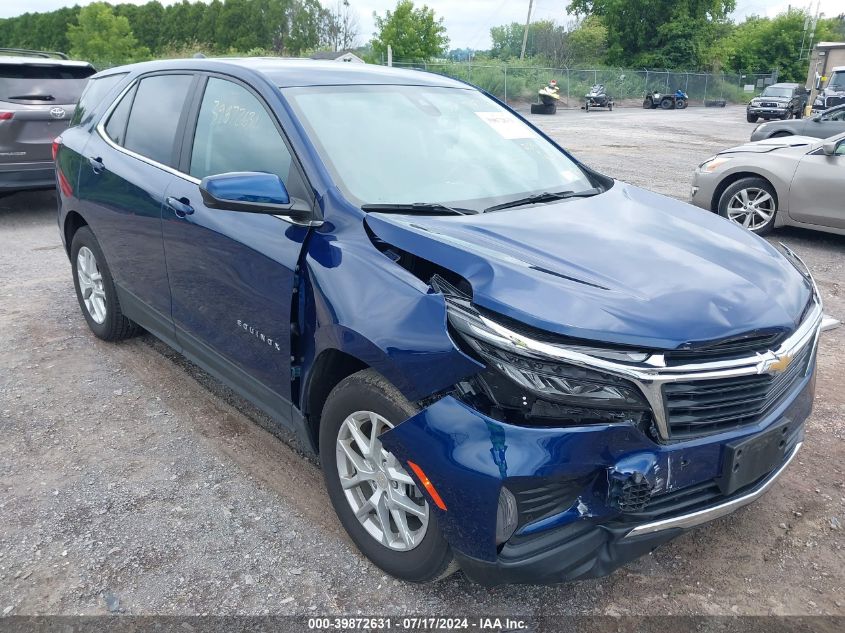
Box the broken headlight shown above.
[442,292,650,415]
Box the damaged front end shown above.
[377,264,818,585]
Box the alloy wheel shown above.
[76,246,107,324]
[726,187,775,231]
[335,410,429,551]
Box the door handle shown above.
[88,156,104,174]
[166,196,195,217]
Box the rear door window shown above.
[70,73,127,126]
[0,62,96,105]
[122,74,194,167]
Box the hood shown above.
[752,95,789,104]
[365,183,811,350]
[721,135,819,154]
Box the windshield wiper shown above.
[10,94,55,101]
[361,202,478,216]
[484,187,603,213]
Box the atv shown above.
[584,84,614,111]
[643,89,688,110]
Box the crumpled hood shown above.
[365,183,811,350]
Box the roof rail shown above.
[0,48,69,60]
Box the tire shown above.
[780,111,790,120]
[608,102,613,111]
[660,97,673,109]
[585,101,590,111]
[795,108,803,119]
[319,369,457,583]
[643,98,652,109]
[717,177,778,235]
[530,102,556,115]
[746,113,758,123]
[70,226,138,341]
[676,99,687,109]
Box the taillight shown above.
[52,136,62,161]
[0,111,13,121]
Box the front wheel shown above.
[319,369,457,583]
[747,113,758,123]
[585,101,590,111]
[717,177,778,235]
[675,99,687,109]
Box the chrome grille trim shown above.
[474,297,823,440]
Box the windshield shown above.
[283,84,594,210]
[828,72,845,91]
[760,87,791,98]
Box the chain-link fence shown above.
[387,61,779,107]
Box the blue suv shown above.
[55,59,822,585]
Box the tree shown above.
[67,3,149,63]
[371,1,448,62]
[568,0,736,69]
[326,0,361,51]
[717,9,839,81]
[566,15,608,66]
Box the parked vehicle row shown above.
[55,58,822,585]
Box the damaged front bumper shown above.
[380,370,814,585]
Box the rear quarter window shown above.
[70,73,127,127]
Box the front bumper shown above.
[0,161,55,192]
[747,105,788,118]
[458,440,801,584]
[381,355,815,585]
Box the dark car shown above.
[55,58,822,585]
[749,103,845,141]
[746,83,808,122]
[812,66,845,113]
[0,48,95,194]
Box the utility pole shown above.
[520,0,534,60]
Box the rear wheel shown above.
[319,369,457,583]
[608,101,613,111]
[718,177,778,235]
[585,101,590,111]
[643,97,653,109]
[70,226,138,341]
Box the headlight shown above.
[444,296,649,411]
[699,156,732,172]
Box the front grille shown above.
[663,340,813,438]
[826,96,845,108]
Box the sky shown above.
[0,0,842,49]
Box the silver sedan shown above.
[690,132,845,235]
[750,104,845,141]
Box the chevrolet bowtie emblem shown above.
[767,353,794,374]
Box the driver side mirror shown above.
[822,140,841,156]
[811,114,822,122]
[199,172,314,223]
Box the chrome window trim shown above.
[463,296,822,440]
[95,79,202,185]
[623,441,802,538]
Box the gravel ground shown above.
[0,106,843,617]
